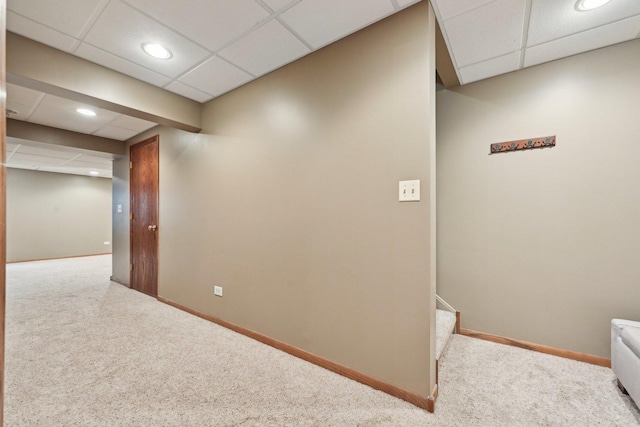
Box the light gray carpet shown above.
[5,255,640,426]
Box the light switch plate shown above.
[117,204,123,213]
[214,286,223,297]
[399,180,420,202]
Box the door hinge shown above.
[130,161,133,169]
[130,212,134,220]
[130,263,134,271]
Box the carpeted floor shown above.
[5,255,640,426]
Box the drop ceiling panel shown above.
[123,0,271,52]
[459,51,521,84]
[280,0,395,49]
[66,159,113,169]
[10,152,71,166]
[75,43,172,87]
[6,11,78,52]
[263,0,296,12]
[7,102,36,121]
[527,0,640,47]
[397,0,421,8]
[165,81,213,103]
[75,155,114,165]
[108,115,156,132]
[524,14,640,67]
[220,20,310,77]
[29,95,120,135]
[6,160,39,170]
[92,126,139,140]
[15,145,78,160]
[7,0,105,37]
[179,56,254,98]
[445,0,526,68]
[84,0,211,78]
[39,166,112,178]
[7,83,44,107]
[432,0,494,21]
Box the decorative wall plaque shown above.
[490,135,556,154]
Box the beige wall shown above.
[116,3,436,397]
[7,168,112,262]
[437,38,640,358]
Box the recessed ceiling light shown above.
[90,171,100,176]
[575,0,612,11]
[142,43,172,59]
[76,108,96,116]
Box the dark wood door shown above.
[130,135,159,297]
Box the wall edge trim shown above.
[158,296,436,412]
[109,276,130,288]
[459,328,611,368]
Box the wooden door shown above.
[130,136,159,297]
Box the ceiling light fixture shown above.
[90,171,100,176]
[76,108,97,117]
[575,0,612,11]
[142,43,172,59]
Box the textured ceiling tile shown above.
[263,0,297,12]
[7,0,104,37]
[397,0,422,8]
[108,115,157,132]
[10,152,70,166]
[220,20,310,77]
[84,1,210,78]
[528,0,640,46]
[179,57,253,98]
[75,43,172,87]
[431,0,494,21]
[525,15,640,67]
[14,145,78,160]
[165,81,214,103]
[459,51,521,84]
[93,126,139,140]
[6,83,44,107]
[280,0,394,49]
[29,95,120,135]
[444,0,526,67]
[123,0,270,52]
[7,11,78,52]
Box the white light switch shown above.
[117,204,123,213]
[214,286,223,297]
[399,180,420,202]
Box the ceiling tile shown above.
[7,102,37,121]
[29,95,120,135]
[10,152,70,166]
[7,83,45,107]
[459,51,521,84]
[164,81,213,103]
[432,0,494,21]
[123,0,270,52]
[397,0,422,9]
[444,0,526,67]
[220,20,310,77]
[7,11,78,52]
[524,14,640,68]
[75,43,172,87]
[84,0,211,78]
[179,56,253,98]
[66,159,114,168]
[527,0,640,47]
[280,0,395,49]
[7,0,105,37]
[108,115,157,132]
[14,145,78,160]
[263,0,297,12]
[93,126,139,141]
[5,161,39,171]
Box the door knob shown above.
[148,225,157,231]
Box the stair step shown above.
[436,309,456,360]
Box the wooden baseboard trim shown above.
[455,311,461,334]
[158,296,436,412]
[7,252,112,264]
[109,276,130,288]
[459,328,611,368]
